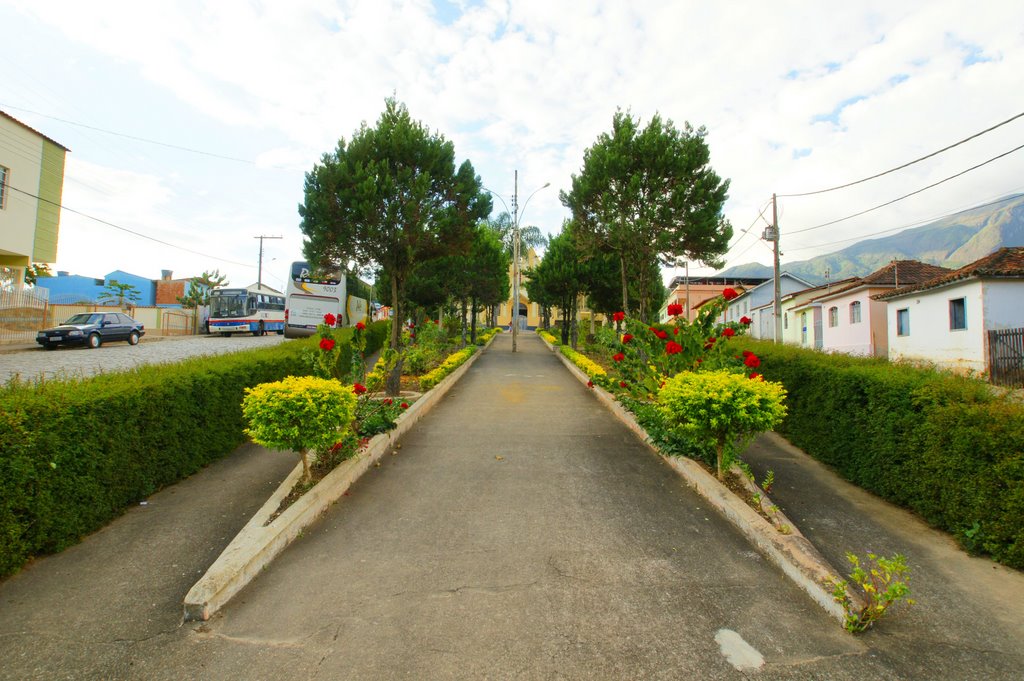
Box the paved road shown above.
[0,333,288,383]
[1,333,1022,679]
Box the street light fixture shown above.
[485,171,550,352]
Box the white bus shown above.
[284,261,372,338]
[208,285,285,336]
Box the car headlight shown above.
[68,330,83,337]
[36,332,45,338]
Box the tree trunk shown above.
[460,297,468,347]
[386,276,402,397]
[716,440,725,481]
[470,296,478,344]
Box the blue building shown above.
[37,270,158,306]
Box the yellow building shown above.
[493,246,543,329]
[0,110,68,289]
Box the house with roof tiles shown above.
[874,247,1024,374]
[723,272,815,340]
[778,278,859,350]
[812,260,952,357]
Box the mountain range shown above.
[715,193,1024,284]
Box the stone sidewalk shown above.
[1,332,1022,679]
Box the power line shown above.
[786,141,1024,236]
[784,189,1024,254]
[779,110,1024,198]
[1,102,278,167]
[7,184,255,268]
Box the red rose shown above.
[613,311,626,322]
[356,321,366,330]
[723,288,739,300]
[587,380,594,388]
[409,322,415,328]
[667,303,683,317]
[749,372,762,380]
[706,336,716,344]
[619,381,628,388]
[655,330,668,340]
[744,354,761,368]
[742,349,753,357]
[613,352,625,362]
[384,398,393,405]
[673,328,679,335]
[740,316,753,325]
[323,313,337,327]
[400,402,409,409]
[722,327,736,338]
[319,338,336,351]
[622,333,634,344]
[665,341,682,355]
[353,383,367,395]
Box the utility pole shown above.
[254,235,282,290]
[766,194,782,343]
[512,170,520,352]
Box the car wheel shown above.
[87,333,102,349]
[128,331,140,345]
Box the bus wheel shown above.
[220,332,230,338]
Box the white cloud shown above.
[5,0,1024,285]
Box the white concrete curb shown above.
[538,332,864,626]
[183,334,498,622]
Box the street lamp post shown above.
[485,172,550,353]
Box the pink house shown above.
[813,260,951,357]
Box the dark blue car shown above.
[36,312,145,349]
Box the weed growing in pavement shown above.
[830,552,915,633]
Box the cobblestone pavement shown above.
[0,333,288,383]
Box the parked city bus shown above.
[284,261,372,338]
[208,285,285,336]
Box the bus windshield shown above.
[211,294,247,318]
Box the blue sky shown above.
[3,0,1023,290]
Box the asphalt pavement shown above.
[1,332,1022,680]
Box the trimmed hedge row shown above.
[419,345,477,390]
[747,340,1024,569]
[0,321,390,577]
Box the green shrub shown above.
[242,376,358,482]
[748,340,1024,569]
[0,338,311,577]
[419,346,477,390]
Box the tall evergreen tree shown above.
[561,109,732,320]
[298,98,491,394]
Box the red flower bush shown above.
[722,327,736,338]
[723,288,739,301]
[613,352,626,362]
[319,338,336,352]
[740,316,752,325]
[665,341,683,355]
[622,333,634,344]
[356,321,366,330]
[667,303,683,317]
[352,383,367,395]
[744,353,761,368]
[323,313,337,327]
[613,311,626,322]
[400,402,409,409]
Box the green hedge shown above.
[0,322,390,577]
[747,340,1024,569]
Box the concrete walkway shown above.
[1,332,1022,679]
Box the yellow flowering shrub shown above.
[560,346,607,381]
[538,329,560,346]
[658,370,787,479]
[241,375,358,481]
[419,346,477,390]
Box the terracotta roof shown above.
[874,247,1024,300]
[0,109,70,151]
[813,261,951,301]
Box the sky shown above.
[2,0,1024,292]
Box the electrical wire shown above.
[786,141,1024,235]
[7,184,255,268]
[778,110,1024,197]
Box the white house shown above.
[779,278,858,348]
[814,261,950,357]
[876,247,1024,374]
[724,272,814,339]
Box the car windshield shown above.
[64,314,102,325]
[211,294,248,318]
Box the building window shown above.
[783,313,788,330]
[850,301,861,324]
[949,298,966,330]
[0,165,9,209]
[897,308,910,336]
[828,306,838,327]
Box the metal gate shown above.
[988,328,1024,387]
